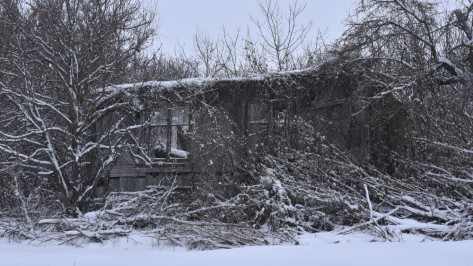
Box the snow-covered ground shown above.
[1,232,472,266]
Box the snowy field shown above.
[1,232,473,266]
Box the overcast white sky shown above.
[148,0,357,54]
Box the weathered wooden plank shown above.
[146,174,158,187]
[109,173,193,192]
[136,177,146,191]
[109,163,194,177]
[110,178,120,192]
[312,99,347,109]
[119,177,129,192]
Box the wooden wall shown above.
[97,68,379,194]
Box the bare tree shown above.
[342,0,473,89]
[250,0,312,71]
[0,0,155,215]
[296,29,329,68]
[174,0,316,76]
[336,0,473,237]
[192,29,222,77]
[216,26,243,77]
[126,51,198,82]
[241,29,269,74]
[176,27,245,78]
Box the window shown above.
[248,102,267,124]
[148,105,189,160]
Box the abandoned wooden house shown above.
[98,65,404,194]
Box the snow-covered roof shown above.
[96,65,327,108]
[105,66,321,93]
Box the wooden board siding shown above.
[109,174,193,192]
[109,163,193,177]
[108,162,195,192]
[97,68,374,195]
